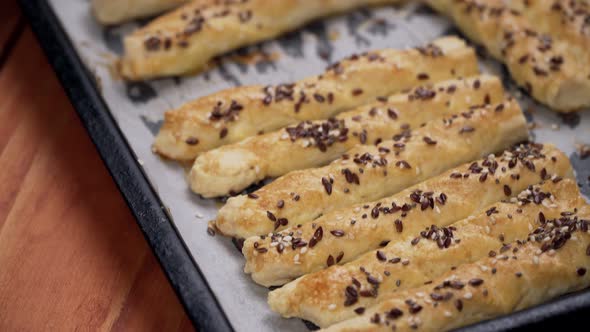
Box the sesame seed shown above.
[417,73,430,80]
[423,136,437,145]
[468,278,484,287]
[185,137,199,145]
[459,126,475,134]
[503,185,512,196]
[219,127,228,139]
[321,177,333,195]
[266,211,276,222]
[395,219,403,233]
[327,255,335,266]
[331,229,345,237]
[388,108,398,120]
[367,275,380,285]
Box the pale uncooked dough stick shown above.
[217,99,528,239]
[152,36,479,161]
[190,75,502,197]
[322,206,590,332]
[242,143,571,287]
[268,179,581,327]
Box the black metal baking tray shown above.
[19,0,590,331]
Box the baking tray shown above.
[20,1,590,331]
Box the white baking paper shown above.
[47,1,590,331]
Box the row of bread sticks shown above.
[89,1,590,329]
[215,95,528,238]
[272,178,589,330]
[322,183,590,331]
[235,141,586,331]
[134,33,588,329]
[92,0,590,112]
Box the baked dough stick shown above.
[92,0,188,25]
[190,76,503,197]
[152,37,479,161]
[218,100,528,240]
[322,206,590,332]
[242,143,572,286]
[510,0,590,53]
[119,0,441,80]
[268,179,582,327]
[427,0,590,112]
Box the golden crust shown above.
[152,36,479,161]
[120,0,408,80]
[427,0,590,112]
[323,205,590,332]
[513,0,590,53]
[242,143,572,287]
[190,75,503,197]
[92,0,188,25]
[268,180,582,327]
[217,99,529,240]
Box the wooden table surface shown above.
[0,2,194,330]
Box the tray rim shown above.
[18,1,235,331]
[19,1,590,331]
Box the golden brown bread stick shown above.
[512,0,590,54]
[427,0,590,112]
[190,75,503,197]
[120,0,407,80]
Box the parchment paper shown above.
[47,1,590,331]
